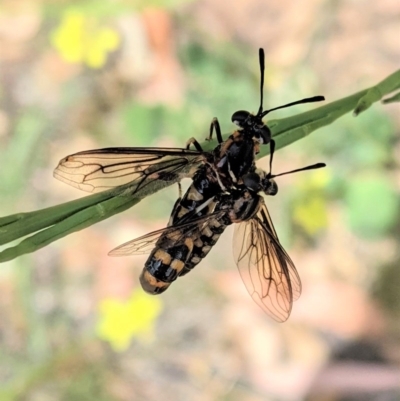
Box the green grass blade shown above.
[0,195,139,262]
[0,190,116,245]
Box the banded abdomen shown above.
[140,164,221,294]
[140,232,194,294]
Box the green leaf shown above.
[382,91,400,104]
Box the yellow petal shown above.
[96,289,163,351]
[99,28,120,50]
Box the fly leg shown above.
[186,137,204,151]
[206,118,223,144]
[187,118,223,150]
[168,182,183,226]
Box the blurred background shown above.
[0,0,399,400]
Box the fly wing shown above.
[108,224,183,256]
[109,210,223,256]
[233,200,301,322]
[54,147,204,193]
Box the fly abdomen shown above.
[140,237,193,294]
[179,188,260,277]
[179,217,229,276]
[172,165,219,222]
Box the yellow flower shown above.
[96,289,163,351]
[50,9,120,69]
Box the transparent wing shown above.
[109,224,183,256]
[54,147,204,193]
[233,200,301,322]
[109,211,223,256]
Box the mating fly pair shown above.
[54,49,325,321]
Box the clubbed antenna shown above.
[261,96,325,118]
[271,162,326,179]
[255,49,324,119]
[257,48,265,116]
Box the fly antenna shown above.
[271,162,326,179]
[261,96,325,118]
[257,48,265,116]
[268,139,275,176]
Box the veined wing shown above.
[233,200,301,322]
[54,147,204,193]
[108,210,223,256]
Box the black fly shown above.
[109,141,326,322]
[53,48,326,320]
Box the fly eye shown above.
[231,110,250,127]
[263,179,278,196]
[242,173,261,192]
[255,125,271,144]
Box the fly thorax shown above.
[223,137,255,182]
[218,136,235,158]
[242,172,262,192]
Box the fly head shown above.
[231,110,271,144]
[261,176,278,196]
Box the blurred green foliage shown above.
[0,110,47,197]
[295,105,398,240]
[43,0,191,17]
[345,174,399,239]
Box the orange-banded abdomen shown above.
[140,236,194,294]
[179,215,229,276]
